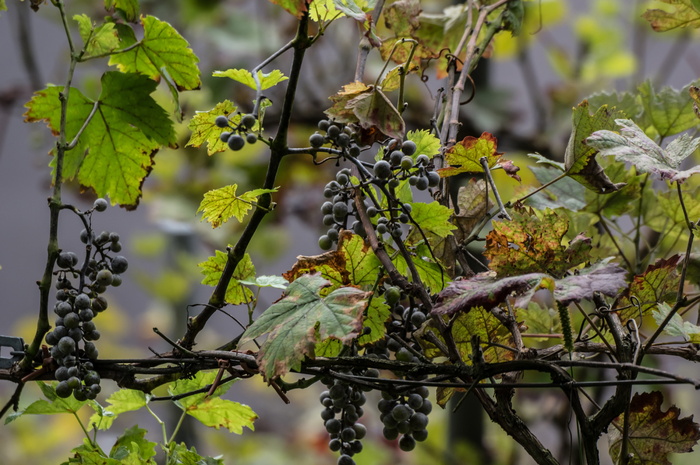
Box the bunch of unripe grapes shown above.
[216,113,258,151]
[373,140,440,191]
[44,198,128,400]
[309,119,361,157]
[320,372,377,465]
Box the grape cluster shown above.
[216,113,258,151]
[310,119,360,156]
[378,385,432,451]
[44,198,128,399]
[319,374,375,465]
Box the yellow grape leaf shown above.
[438,133,502,178]
[186,100,239,155]
[212,69,288,90]
[198,252,256,305]
[197,184,278,227]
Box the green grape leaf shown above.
[527,165,586,211]
[0,0,6,13]
[564,101,626,193]
[109,426,156,462]
[309,0,346,22]
[284,231,382,290]
[104,0,139,22]
[609,391,700,465]
[502,0,524,36]
[393,243,447,292]
[586,89,641,120]
[586,119,700,183]
[197,184,278,227]
[170,371,232,404]
[617,255,682,323]
[108,16,200,91]
[24,72,176,208]
[186,100,238,155]
[347,87,405,140]
[5,382,87,424]
[583,161,642,217]
[431,272,552,315]
[199,251,256,305]
[240,273,370,379]
[326,81,372,123]
[73,15,120,58]
[268,0,308,18]
[643,0,700,31]
[652,302,700,343]
[238,275,288,289]
[213,68,288,90]
[527,152,565,171]
[406,129,441,158]
[438,132,502,177]
[638,80,700,137]
[379,62,419,92]
[166,443,224,465]
[89,389,148,431]
[358,298,391,345]
[517,302,561,341]
[406,201,455,243]
[484,208,590,278]
[67,445,120,465]
[181,397,257,434]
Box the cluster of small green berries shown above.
[320,371,376,465]
[216,114,258,151]
[45,198,128,400]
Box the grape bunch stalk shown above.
[44,198,128,400]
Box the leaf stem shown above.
[480,156,511,220]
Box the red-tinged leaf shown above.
[498,158,521,182]
[617,255,681,323]
[609,391,700,465]
[239,273,370,379]
[431,272,552,315]
[438,133,503,178]
[484,207,590,278]
[283,231,382,291]
[643,0,700,32]
[268,0,308,18]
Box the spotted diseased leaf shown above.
[638,80,700,137]
[198,251,256,305]
[431,272,552,315]
[617,255,681,323]
[565,101,627,194]
[24,72,176,208]
[197,184,278,227]
[438,133,503,178]
[73,15,120,58]
[239,273,370,379]
[609,391,700,465]
[652,302,700,343]
[690,85,700,119]
[643,0,700,31]
[104,0,139,22]
[284,231,382,291]
[212,69,288,90]
[484,208,591,278]
[586,119,700,183]
[326,82,372,123]
[109,16,200,90]
[268,0,308,18]
[347,87,405,140]
[186,100,238,155]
